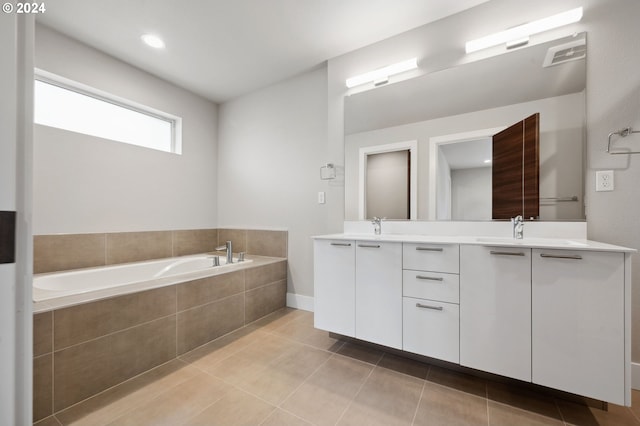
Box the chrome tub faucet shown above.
[215,240,233,264]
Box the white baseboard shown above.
[286,293,314,312]
[632,362,640,390]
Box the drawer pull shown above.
[540,253,582,260]
[416,275,444,281]
[490,251,525,256]
[330,242,352,247]
[416,247,444,252]
[416,303,443,311]
[358,244,381,248]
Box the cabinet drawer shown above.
[403,243,459,273]
[403,297,459,363]
[403,270,459,303]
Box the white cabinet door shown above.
[314,239,355,337]
[355,241,403,349]
[532,249,625,404]
[403,297,459,363]
[460,245,532,382]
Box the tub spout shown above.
[215,240,233,264]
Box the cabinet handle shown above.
[416,247,443,252]
[490,251,525,256]
[540,253,582,260]
[358,244,381,248]
[330,242,352,247]
[416,303,443,311]
[416,275,444,281]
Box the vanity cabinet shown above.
[355,241,402,349]
[402,243,460,363]
[460,245,532,382]
[313,239,356,337]
[532,249,625,403]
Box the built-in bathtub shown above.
[32,253,287,421]
[33,253,252,302]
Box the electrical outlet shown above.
[318,191,326,204]
[596,170,614,192]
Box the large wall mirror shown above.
[344,32,586,222]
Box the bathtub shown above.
[33,254,252,302]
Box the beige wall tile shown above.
[106,231,172,265]
[54,315,176,411]
[34,234,105,274]
[245,261,287,291]
[33,354,53,422]
[245,280,287,323]
[34,311,52,357]
[246,230,287,257]
[177,294,245,355]
[218,229,248,253]
[34,416,61,426]
[53,286,176,350]
[173,229,218,256]
[177,271,244,311]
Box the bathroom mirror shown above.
[344,32,587,221]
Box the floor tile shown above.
[337,366,424,426]
[260,409,314,426]
[378,352,430,380]
[556,398,640,426]
[489,401,563,426]
[56,359,199,425]
[336,341,384,365]
[487,381,562,421]
[105,373,230,426]
[414,381,488,426]
[426,365,487,398]
[183,387,275,426]
[236,343,331,405]
[281,355,374,426]
[272,313,344,352]
[34,416,61,426]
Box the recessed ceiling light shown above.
[141,34,165,49]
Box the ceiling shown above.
[36,0,488,103]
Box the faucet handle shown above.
[238,252,245,262]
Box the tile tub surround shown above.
[32,258,287,422]
[33,228,288,273]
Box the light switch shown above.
[318,191,326,204]
[595,170,614,192]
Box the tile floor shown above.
[36,308,640,426]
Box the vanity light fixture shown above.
[345,58,418,88]
[465,7,583,53]
[141,34,165,49]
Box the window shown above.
[34,70,182,154]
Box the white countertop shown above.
[313,233,636,252]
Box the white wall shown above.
[33,25,218,234]
[217,68,328,299]
[451,167,491,220]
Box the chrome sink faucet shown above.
[371,217,383,235]
[215,240,233,264]
[511,215,524,239]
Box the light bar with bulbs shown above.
[345,58,418,88]
[465,7,583,54]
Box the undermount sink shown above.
[475,237,588,247]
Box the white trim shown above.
[632,362,640,391]
[286,293,314,312]
[358,140,418,220]
[428,127,505,220]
